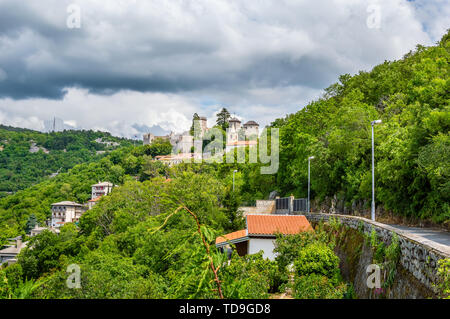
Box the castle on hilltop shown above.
[143,116,259,158]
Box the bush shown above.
[220,252,276,299]
[293,274,346,299]
[294,243,340,280]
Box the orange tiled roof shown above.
[88,196,102,202]
[215,215,313,245]
[246,215,313,236]
[215,229,247,244]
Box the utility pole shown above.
[233,170,238,192]
[371,120,382,221]
[308,156,315,213]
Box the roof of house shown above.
[216,229,247,244]
[243,121,259,126]
[51,201,84,207]
[92,182,113,187]
[88,196,102,202]
[215,215,313,245]
[0,242,27,256]
[246,215,313,236]
[229,117,241,123]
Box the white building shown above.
[173,133,194,154]
[215,215,313,260]
[227,118,241,144]
[50,201,87,228]
[242,121,259,137]
[91,182,114,199]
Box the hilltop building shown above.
[225,118,259,151]
[143,133,171,145]
[242,121,259,137]
[143,115,259,161]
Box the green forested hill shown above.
[0,127,135,196]
[271,31,449,224]
[0,139,173,245]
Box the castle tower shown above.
[243,121,259,138]
[199,117,208,134]
[227,117,241,143]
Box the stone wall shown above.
[303,213,449,295]
[240,200,275,216]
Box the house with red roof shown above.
[215,214,313,260]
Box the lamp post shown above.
[371,120,382,221]
[308,156,315,213]
[233,170,238,192]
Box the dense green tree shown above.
[216,108,231,131]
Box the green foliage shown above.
[25,214,38,234]
[0,127,133,195]
[216,108,231,131]
[435,258,450,299]
[294,243,340,280]
[293,273,346,299]
[220,252,274,299]
[142,138,173,158]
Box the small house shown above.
[215,215,313,260]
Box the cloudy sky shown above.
[0,0,448,138]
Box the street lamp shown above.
[308,156,315,213]
[233,170,238,192]
[371,120,382,221]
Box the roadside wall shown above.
[304,213,450,295]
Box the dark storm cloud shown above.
[2,0,440,100]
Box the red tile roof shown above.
[247,215,313,236]
[215,229,247,244]
[215,215,313,245]
[88,196,102,202]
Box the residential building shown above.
[91,182,114,199]
[30,225,57,237]
[88,196,102,209]
[50,201,87,228]
[0,236,27,265]
[215,215,313,260]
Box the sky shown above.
[0,0,448,138]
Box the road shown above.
[387,224,450,249]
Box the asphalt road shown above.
[387,224,450,248]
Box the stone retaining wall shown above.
[303,213,450,293]
[240,200,275,216]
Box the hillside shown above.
[0,127,136,196]
[270,31,449,225]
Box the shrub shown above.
[293,274,345,299]
[294,243,340,280]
